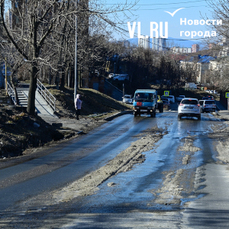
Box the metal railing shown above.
[6,82,17,105]
[37,79,56,112]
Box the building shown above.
[217,37,229,58]
[172,46,192,54]
[196,55,215,84]
[180,55,216,84]
[152,37,166,51]
[138,36,150,49]
[208,43,215,50]
[123,40,130,48]
[192,44,200,53]
[180,57,197,82]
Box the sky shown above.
[105,0,217,47]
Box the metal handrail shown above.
[7,82,17,105]
[37,79,56,112]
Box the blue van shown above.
[133,89,157,117]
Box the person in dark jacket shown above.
[75,94,82,120]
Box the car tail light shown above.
[179,103,184,106]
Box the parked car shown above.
[168,95,175,103]
[122,94,132,104]
[176,95,185,102]
[185,82,197,89]
[161,95,175,103]
[108,73,116,78]
[162,98,170,109]
[178,98,201,120]
[199,100,216,113]
[112,74,129,81]
[202,95,214,100]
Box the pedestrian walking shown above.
[75,94,82,120]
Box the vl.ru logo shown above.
[127,8,184,39]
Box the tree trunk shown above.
[27,65,37,115]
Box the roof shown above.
[134,89,156,93]
[198,55,215,63]
[181,97,198,101]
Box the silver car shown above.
[199,100,216,113]
[122,94,132,104]
[178,98,201,120]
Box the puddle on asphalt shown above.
[76,114,221,213]
[79,136,181,212]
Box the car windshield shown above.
[124,95,131,98]
[182,99,198,105]
[135,93,154,102]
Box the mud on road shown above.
[10,126,166,212]
[2,112,229,228]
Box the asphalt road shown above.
[1,107,229,228]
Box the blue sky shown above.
[106,0,216,46]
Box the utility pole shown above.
[5,58,7,95]
[74,13,78,100]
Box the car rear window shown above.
[182,99,198,105]
[205,101,215,104]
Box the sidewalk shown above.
[40,111,130,135]
[214,101,229,120]
[216,110,229,120]
[216,101,227,111]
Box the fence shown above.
[104,80,123,101]
[36,79,56,112]
[6,82,17,105]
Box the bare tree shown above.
[0,0,138,115]
[204,0,229,90]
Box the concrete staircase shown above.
[10,83,57,119]
[16,87,29,107]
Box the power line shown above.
[137,5,208,11]
[105,0,207,6]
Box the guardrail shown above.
[6,82,17,105]
[37,79,56,112]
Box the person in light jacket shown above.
[75,94,82,120]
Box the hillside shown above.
[0,87,131,160]
[48,87,131,118]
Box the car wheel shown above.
[151,111,156,117]
[178,114,182,120]
[197,114,201,120]
[134,111,137,117]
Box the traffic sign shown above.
[225,92,229,98]
[164,91,170,96]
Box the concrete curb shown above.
[104,110,132,121]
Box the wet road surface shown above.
[1,109,229,228]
